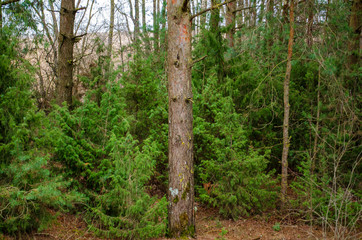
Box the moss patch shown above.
[181,182,190,200]
[179,212,188,229]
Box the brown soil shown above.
[2,207,356,240]
[153,206,335,240]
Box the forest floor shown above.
[2,206,344,240]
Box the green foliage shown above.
[50,66,168,238]
[0,30,85,234]
[272,222,280,232]
[1,0,361,238]
[86,135,167,239]
[192,59,278,219]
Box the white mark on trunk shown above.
[169,187,179,197]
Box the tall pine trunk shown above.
[281,0,294,204]
[226,0,236,47]
[57,0,76,106]
[167,0,195,236]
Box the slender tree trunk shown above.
[0,3,2,31]
[160,0,166,52]
[142,0,151,51]
[281,0,294,205]
[167,0,194,236]
[226,0,236,47]
[153,0,159,52]
[244,0,249,26]
[311,66,320,174]
[57,0,76,106]
[210,0,223,81]
[348,0,361,67]
[252,0,256,26]
[267,0,273,19]
[282,0,288,23]
[266,0,274,46]
[49,0,59,78]
[236,0,243,29]
[200,0,207,28]
[108,0,115,61]
[142,0,146,28]
[135,0,140,42]
[307,0,313,48]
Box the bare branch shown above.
[191,55,207,66]
[47,8,60,13]
[0,0,20,6]
[73,6,86,12]
[233,6,255,13]
[190,0,236,21]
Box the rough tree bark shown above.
[348,0,361,67]
[57,0,76,106]
[226,0,236,47]
[135,0,140,41]
[167,0,195,236]
[281,0,294,205]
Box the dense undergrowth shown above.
[0,1,361,239]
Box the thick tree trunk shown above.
[226,0,236,47]
[167,0,195,236]
[57,0,76,106]
[281,0,294,205]
[348,0,361,67]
